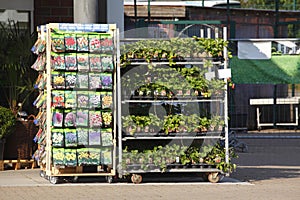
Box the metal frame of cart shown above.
[116,27,230,183]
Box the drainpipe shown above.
[74,0,99,23]
[274,0,279,37]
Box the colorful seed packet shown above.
[89,91,101,108]
[51,129,65,147]
[31,53,46,71]
[76,109,89,127]
[101,147,112,165]
[51,90,65,108]
[64,128,77,147]
[51,52,65,70]
[89,72,102,90]
[64,109,76,127]
[35,73,46,90]
[101,128,113,147]
[100,54,114,72]
[64,149,77,167]
[52,148,65,166]
[77,148,89,165]
[77,91,89,108]
[88,148,101,165]
[64,33,77,51]
[89,34,101,52]
[88,129,101,146]
[101,91,113,109]
[51,32,65,52]
[89,110,102,127]
[77,53,89,72]
[89,54,101,72]
[76,33,89,52]
[100,73,113,90]
[52,71,65,89]
[77,128,89,146]
[76,73,89,89]
[100,33,113,52]
[52,108,64,127]
[65,53,77,71]
[65,72,77,89]
[102,111,112,128]
[65,90,77,108]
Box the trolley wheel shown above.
[207,173,220,183]
[39,170,45,178]
[72,176,79,183]
[258,126,261,131]
[106,176,113,184]
[131,174,142,184]
[49,176,59,184]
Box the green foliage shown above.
[0,106,16,140]
[193,37,232,59]
[122,143,237,173]
[0,21,36,113]
[240,0,300,10]
[120,38,206,66]
[203,143,237,173]
[122,113,223,135]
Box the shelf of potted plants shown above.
[117,34,233,184]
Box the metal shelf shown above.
[122,135,223,141]
[122,99,224,103]
[123,168,222,174]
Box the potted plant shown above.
[148,113,162,133]
[122,115,136,135]
[0,106,16,160]
[203,143,237,173]
[163,114,184,134]
[0,21,36,116]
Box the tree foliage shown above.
[240,0,299,10]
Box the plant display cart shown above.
[31,23,118,184]
[117,29,234,183]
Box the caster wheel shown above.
[106,176,113,184]
[49,176,59,184]
[131,174,142,184]
[208,173,220,183]
[72,176,79,183]
[39,170,45,178]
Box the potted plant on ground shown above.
[0,106,16,160]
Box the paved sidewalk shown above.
[0,135,300,200]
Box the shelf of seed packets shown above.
[31,23,117,183]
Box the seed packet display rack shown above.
[117,34,231,184]
[32,23,118,184]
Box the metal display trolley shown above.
[117,28,231,183]
[32,23,118,184]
